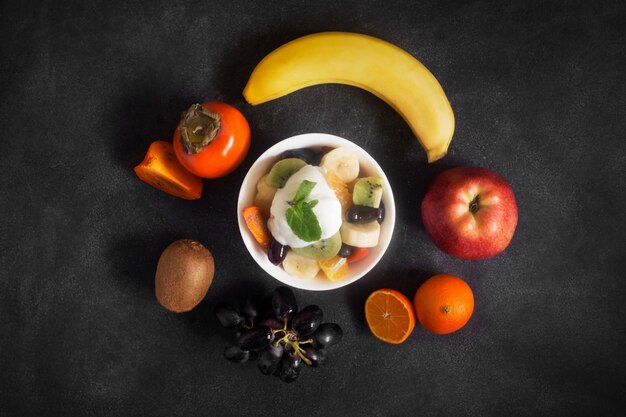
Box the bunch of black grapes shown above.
[215,286,343,383]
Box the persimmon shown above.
[346,247,368,263]
[134,141,202,200]
[242,206,271,250]
[414,274,474,334]
[173,102,250,178]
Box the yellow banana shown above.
[243,32,455,162]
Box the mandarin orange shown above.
[414,274,474,334]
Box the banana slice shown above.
[320,147,359,183]
[253,174,277,212]
[340,220,380,248]
[283,251,321,279]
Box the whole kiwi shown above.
[155,239,215,313]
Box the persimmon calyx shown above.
[178,104,221,154]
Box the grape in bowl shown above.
[237,133,396,291]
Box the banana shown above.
[253,174,277,212]
[340,220,380,248]
[320,147,360,183]
[283,251,320,279]
[243,32,455,162]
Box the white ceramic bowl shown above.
[237,133,395,291]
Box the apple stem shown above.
[469,195,481,213]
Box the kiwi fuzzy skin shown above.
[155,239,215,313]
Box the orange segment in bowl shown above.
[326,171,352,213]
[365,289,415,344]
[318,256,349,281]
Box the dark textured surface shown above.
[1,0,625,416]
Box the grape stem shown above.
[269,320,312,365]
[294,345,312,366]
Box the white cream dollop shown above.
[268,165,342,248]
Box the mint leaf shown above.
[286,180,322,242]
[303,199,318,210]
[286,204,322,242]
[292,180,316,204]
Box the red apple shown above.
[421,167,518,259]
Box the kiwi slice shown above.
[291,232,342,260]
[266,158,307,188]
[352,177,384,208]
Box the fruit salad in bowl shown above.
[238,133,395,291]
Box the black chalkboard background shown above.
[1,0,625,416]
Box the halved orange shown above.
[365,289,415,344]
